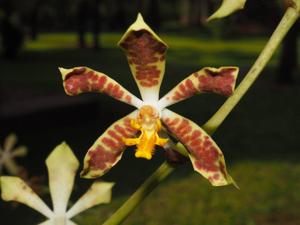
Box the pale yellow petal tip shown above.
[80,168,101,179]
[93,181,115,196]
[58,67,72,80]
[0,176,10,200]
[207,0,246,21]
[46,142,79,169]
[118,13,168,48]
[136,12,144,23]
[0,176,23,201]
[230,177,240,190]
[209,175,238,189]
[132,12,147,29]
[99,182,115,203]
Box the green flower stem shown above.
[102,162,174,225]
[203,6,300,134]
[102,6,300,225]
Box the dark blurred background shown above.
[0,0,300,225]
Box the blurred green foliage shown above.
[76,162,300,225]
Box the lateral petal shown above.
[66,181,114,219]
[118,13,168,102]
[46,143,79,216]
[208,0,246,21]
[12,146,28,157]
[81,111,139,179]
[59,66,143,108]
[161,109,235,186]
[3,133,17,151]
[3,157,22,175]
[158,67,238,109]
[0,176,54,218]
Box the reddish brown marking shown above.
[163,116,223,173]
[64,68,108,96]
[120,30,167,88]
[102,137,122,150]
[87,116,139,172]
[64,68,131,102]
[213,173,220,180]
[114,125,129,137]
[197,68,236,97]
[172,79,197,101]
[124,117,136,133]
[125,95,132,104]
[108,130,123,142]
[65,67,86,79]
[88,146,121,170]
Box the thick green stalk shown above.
[102,162,174,225]
[203,6,300,134]
[102,6,300,225]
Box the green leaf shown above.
[208,0,246,21]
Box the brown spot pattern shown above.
[87,117,138,175]
[120,30,167,87]
[172,79,197,101]
[198,68,236,97]
[64,67,132,104]
[162,115,227,182]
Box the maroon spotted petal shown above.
[158,67,238,109]
[59,66,143,108]
[81,111,139,178]
[161,109,236,187]
[118,14,168,102]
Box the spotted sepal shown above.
[59,66,143,108]
[118,13,168,102]
[81,111,139,179]
[161,109,236,187]
[158,67,238,109]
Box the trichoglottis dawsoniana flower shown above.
[59,14,239,187]
[0,143,114,225]
[0,133,27,175]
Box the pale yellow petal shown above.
[12,146,28,157]
[4,133,17,151]
[46,143,79,216]
[66,181,114,219]
[0,176,53,218]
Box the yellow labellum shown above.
[123,105,168,160]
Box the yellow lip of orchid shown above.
[59,13,239,187]
[122,105,168,160]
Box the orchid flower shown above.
[59,14,239,187]
[0,143,114,225]
[0,133,27,175]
